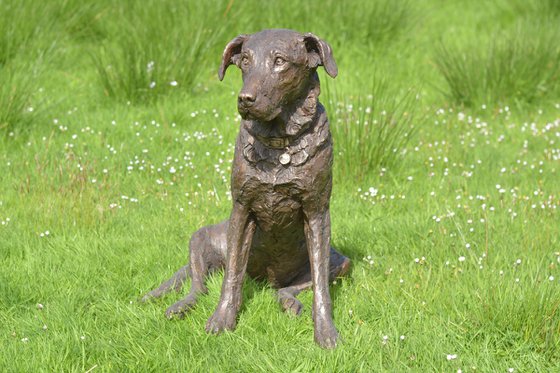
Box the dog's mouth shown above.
[238,105,281,122]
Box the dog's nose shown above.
[238,92,256,106]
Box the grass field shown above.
[1,0,559,371]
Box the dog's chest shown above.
[232,116,331,231]
[241,171,305,231]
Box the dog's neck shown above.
[244,75,320,140]
[281,75,320,136]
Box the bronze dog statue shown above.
[143,29,350,349]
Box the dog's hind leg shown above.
[165,223,227,318]
[328,247,351,280]
[277,247,351,316]
[141,222,227,315]
[277,279,312,316]
[141,264,190,303]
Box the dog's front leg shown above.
[304,208,339,349]
[206,202,255,334]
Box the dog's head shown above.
[218,29,337,122]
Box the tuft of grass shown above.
[435,19,560,107]
[0,60,46,133]
[0,1,59,133]
[0,1,39,65]
[0,0,59,67]
[91,0,227,104]
[327,78,418,180]
[320,0,414,50]
[498,0,560,19]
[57,0,109,42]
[227,0,414,55]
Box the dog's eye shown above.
[241,56,250,66]
[274,57,286,66]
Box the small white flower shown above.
[549,276,554,281]
[458,256,466,262]
[149,81,156,89]
[170,81,178,86]
[446,354,457,361]
[400,335,405,341]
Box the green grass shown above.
[327,78,418,179]
[435,19,560,107]
[1,0,559,371]
[91,0,228,103]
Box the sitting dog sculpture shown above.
[143,29,350,349]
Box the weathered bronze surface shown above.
[143,29,351,349]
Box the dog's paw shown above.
[140,293,155,303]
[205,307,237,334]
[164,295,198,319]
[314,319,340,349]
[280,296,304,316]
[140,289,162,303]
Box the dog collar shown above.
[253,134,292,149]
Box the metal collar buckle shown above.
[256,135,290,149]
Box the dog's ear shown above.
[303,33,338,78]
[218,34,249,81]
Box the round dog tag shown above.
[279,153,291,165]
